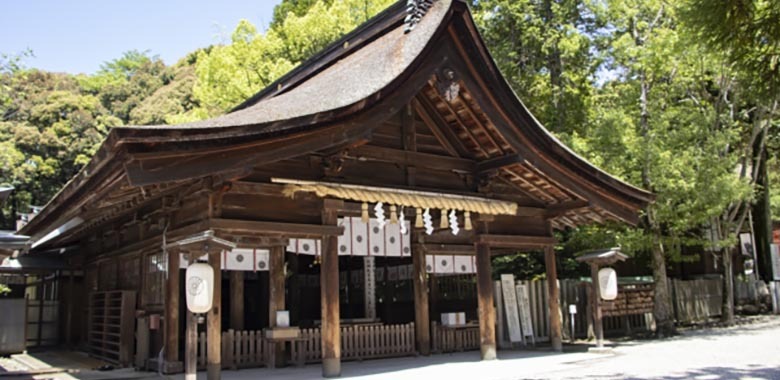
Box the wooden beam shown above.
[268,245,286,367]
[348,145,475,173]
[544,245,563,352]
[414,243,475,256]
[320,199,342,377]
[412,237,431,356]
[412,97,464,158]
[210,218,343,238]
[207,250,222,380]
[475,234,556,249]
[590,262,604,348]
[230,272,244,330]
[184,252,198,380]
[544,200,590,218]
[401,103,418,187]
[476,241,496,360]
[477,154,523,173]
[165,248,180,364]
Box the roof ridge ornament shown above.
[404,0,437,33]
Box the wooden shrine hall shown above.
[18,0,653,378]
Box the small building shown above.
[17,0,653,377]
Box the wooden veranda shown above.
[18,0,653,378]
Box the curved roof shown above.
[20,0,652,240]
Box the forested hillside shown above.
[1,0,778,327]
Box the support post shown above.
[544,245,563,352]
[269,245,286,367]
[165,248,180,366]
[363,257,376,320]
[230,271,244,330]
[412,245,431,355]
[476,242,496,360]
[66,269,75,346]
[185,253,198,380]
[321,199,343,377]
[590,263,604,348]
[207,250,222,380]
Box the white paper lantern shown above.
[186,263,214,313]
[598,267,618,301]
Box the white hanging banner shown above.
[288,217,410,257]
[226,248,255,271]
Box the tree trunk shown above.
[650,227,676,337]
[721,247,735,325]
[752,145,772,282]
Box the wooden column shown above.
[165,248,180,364]
[321,199,342,378]
[412,246,431,355]
[230,271,244,330]
[363,257,376,320]
[184,253,198,380]
[66,269,75,346]
[207,250,222,380]
[590,263,604,348]
[268,245,286,367]
[476,242,497,360]
[544,245,563,352]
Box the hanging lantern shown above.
[423,208,434,235]
[440,209,449,229]
[185,263,214,313]
[464,211,473,231]
[415,208,423,228]
[361,202,369,223]
[390,205,398,224]
[598,267,618,301]
[449,209,459,235]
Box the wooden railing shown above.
[430,321,480,353]
[196,322,416,369]
[197,330,268,369]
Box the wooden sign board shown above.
[500,274,523,343]
[515,283,534,342]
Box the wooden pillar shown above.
[230,271,244,330]
[363,257,376,320]
[321,199,342,378]
[184,253,198,380]
[207,250,222,380]
[165,248,180,364]
[66,270,75,346]
[268,245,286,367]
[475,242,496,360]
[412,246,431,355]
[590,263,604,348]
[544,245,563,352]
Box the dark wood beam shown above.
[348,145,476,173]
[544,200,590,218]
[412,97,466,158]
[475,234,556,249]
[209,218,343,238]
[414,243,475,256]
[477,154,523,173]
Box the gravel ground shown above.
[527,316,780,380]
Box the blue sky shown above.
[1,0,281,74]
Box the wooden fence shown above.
[197,323,415,368]
[670,278,722,323]
[430,322,480,353]
[508,279,654,343]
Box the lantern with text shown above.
[598,267,618,301]
[185,263,214,313]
